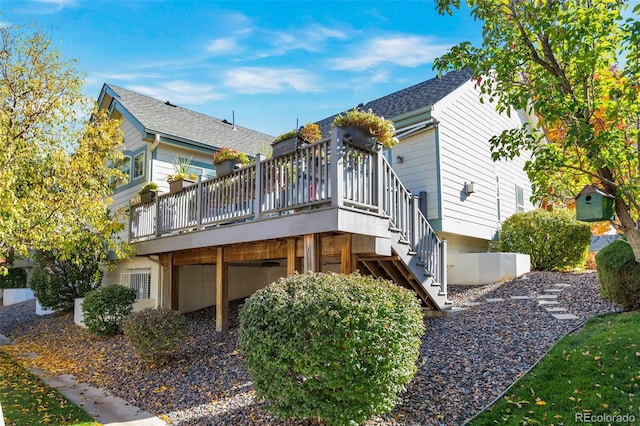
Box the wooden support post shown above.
[303,233,322,273]
[341,233,353,274]
[216,247,229,332]
[287,238,297,276]
[168,253,179,311]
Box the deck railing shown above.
[129,127,446,293]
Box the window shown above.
[515,184,525,212]
[121,268,151,299]
[133,152,144,179]
[118,156,131,184]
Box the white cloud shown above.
[252,24,349,58]
[329,35,450,71]
[207,37,240,55]
[224,67,319,94]
[129,81,224,104]
[35,0,76,11]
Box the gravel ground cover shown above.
[0,271,622,425]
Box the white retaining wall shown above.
[448,252,530,285]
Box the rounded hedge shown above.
[123,307,188,365]
[239,272,425,426]
[596,239,640,310]
[500,209,591,271]
[82,284,136,336]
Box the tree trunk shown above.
[615,197,640,263]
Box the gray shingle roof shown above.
[107,84,274,154]
[316,69,473,137]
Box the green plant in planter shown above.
[212,146,250,165]
[138,182,159,195]
[332,108,399,148]
[272,129,297,145]
[167,155,197,182]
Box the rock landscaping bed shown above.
[0,271,622,425]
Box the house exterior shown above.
[317,69,535,254]
[97,84,273,310]
[97,70,535,330]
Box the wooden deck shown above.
[129,128,450,330]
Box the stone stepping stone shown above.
[0,334,11,345]
[544,288,564,293]
[545,307,567,313]
[538,294,558,300]
[464,302,484,306]
[538,300,560,305]
[554,283,571,288]
[485,298,505,303]
[510,295,531,300]
[552,313,579,320]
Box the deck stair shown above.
[355,160,451,310]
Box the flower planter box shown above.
[169,178,195,193]
[74,297,86,327]
[36,299,56,316]
[272,136,301,157]
[340,126,380,152]
[140,191,157,203]
[215,159,245,177]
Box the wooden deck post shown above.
[168,253,179,311]
[287,238,297,276]
[216,247,229,332]
[341,233,353,274]
[303,233,322,273]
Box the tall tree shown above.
[0,24,128,272]
[434,0,640,261]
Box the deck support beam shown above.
[168,253,179,311]
[216,247,229,332]
[303,233,322,273]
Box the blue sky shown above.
[1,0,484,136]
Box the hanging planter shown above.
[169,178,196,193]
[271,123,322,158]
[216,158,246,176]
[331,108,398,152]
[340,125,381,152]
[213,146,250,177]
[138,182,159,203]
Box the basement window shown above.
[121,268,151,299]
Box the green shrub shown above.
[500,209,591,271]
[82,284,136,336]
[123,308,188,365]
[239,272,425,426]
[596,239,640,310]
[29,233,108,310]
[0,268,27,289]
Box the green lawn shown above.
[469,311,640,425]
[0,349,98,426]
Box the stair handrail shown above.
[381,159,447,295]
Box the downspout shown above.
[147,133,161,182]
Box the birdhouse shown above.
[575,185,615,222]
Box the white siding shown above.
[433,80,534,243]
[390,130,439,219]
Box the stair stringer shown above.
[389,230,451,311]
